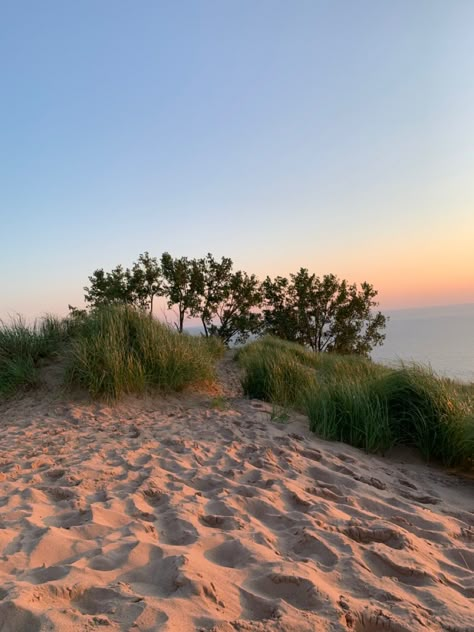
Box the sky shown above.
[1,0,473,320]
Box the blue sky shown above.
[1,0,473,319]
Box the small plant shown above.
[210,395,229,410]
[270,404,290,423]
[0,315,69,396]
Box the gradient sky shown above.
[1,0,473,320]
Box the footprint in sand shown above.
[364,550,436,586]
[49,508,92,529]
[0,601,41,632]
[341,524,409,550]
[20,564,71,584]
[399,490,440,505]
[309,465,357,490]
[88,542,138,571]
[141,487,170,510]
[290,530,339,568]
[305,484,351,505]
[244,499,300,532]
[72,586,141,617]
[205,539,255,569]
[121,553,195,598]
[40,486,77,502]
[204,499,235,517]
[351,607,413,632]
[238,587,280,621]
[249,572,322,611]
[42,468,65,481]
[158,513,199,545]
[298,448,323,462]
[200,514,242,530]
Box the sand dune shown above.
[0,358,472,631]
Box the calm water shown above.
[372,303,474,383]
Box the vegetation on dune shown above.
[262,269,386,354]
[238,337,474,469]
[7,250,472,471]
[84,252,263,343]
[66,306,222,400]
[83,252,387,351]
[0,307,224,400]
[0,315,69,395]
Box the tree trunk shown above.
[201,316,209,337]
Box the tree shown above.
[129,252,162,316]
[160,253,202,333]
[263,268,387,355]
[192,254,262,345]
[84,265,132,307]
[84,253,162,315]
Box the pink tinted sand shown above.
[0,357,472,631]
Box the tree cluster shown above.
[82,252,387,354]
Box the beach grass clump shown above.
[66,306,217,400]
[0,315,68,395]
[239,337,474,469]
[373,366,469,465]
[238,336,317,406]
[305,380,392,453]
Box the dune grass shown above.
[238,337,474,469]
[66,306,221,400]
[0,315,68,396]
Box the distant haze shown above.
[371,303,474,382]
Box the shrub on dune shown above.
[66,306,217,400]
[239,337,474,469]
[0,316,67,395]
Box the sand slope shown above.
[0,358,472,632]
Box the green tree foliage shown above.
[84,265,131,307]
[262,268,387,355]
[130,252,162,315]
[84,253,162,315]
[160,253,202,333]
[83,254,386,353]
[192,254,262,344]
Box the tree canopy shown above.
[262,268,386,355]
[192,254,262,344]
[82,254,387,353]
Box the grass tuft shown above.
[66,306,217,400]
[238,336,474,469]
[0,315,67,396]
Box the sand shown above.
[0,356,472,632]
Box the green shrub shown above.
[66,306,216,400]
[305,380,392,453]
[238,337,317,405]
[200,334,226,360]
[0,316,67,396]
[239,337,474,469]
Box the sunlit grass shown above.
[0,315,67,395]
[66,306,219,400]
[238,337,474,469]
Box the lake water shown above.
[371,303,474,383]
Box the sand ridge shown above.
[0,358,472,631]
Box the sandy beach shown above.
[0,357,472,632]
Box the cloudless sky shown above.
[1,0,473,319]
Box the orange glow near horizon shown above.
[253,231,474,311]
